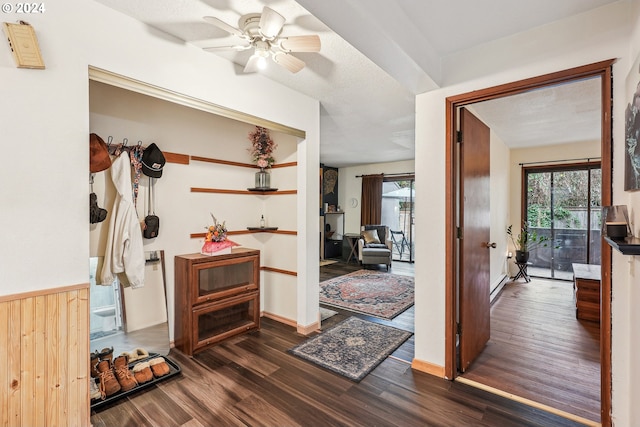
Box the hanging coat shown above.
[100,151,145,288]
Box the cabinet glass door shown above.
[194,256,258,304]
[193,292,259,350]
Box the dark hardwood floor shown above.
[461,277,600,423]
[91,261,589,426]
[91,316,588,427]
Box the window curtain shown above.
[360,174,383,226]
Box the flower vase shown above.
[255,168,270,189]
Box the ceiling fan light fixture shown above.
[279,35,321,53]
[273,52,305,74]
[258,6,285,40]
[257,56,268,70]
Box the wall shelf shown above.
[191,187,296,195]
[604,236,640,255]
[190,230,297,239]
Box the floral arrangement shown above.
[248,126,277,169]
[205,213,227,242]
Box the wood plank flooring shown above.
[461,278,601,423]
[91,315,588,427]
[91,260,590,426]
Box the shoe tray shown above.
[90,352,181,411]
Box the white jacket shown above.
[100,152,145,288]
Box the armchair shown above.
[358,225,392,271]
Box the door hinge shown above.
[457,226,463,239]
[457,131,462,143]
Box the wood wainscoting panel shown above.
[0,284,89,427]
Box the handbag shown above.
[143,177,159,239]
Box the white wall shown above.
[415,1,633,423]
[0,0,319,330]
[489,129,511,291]
[338,160,416,233]
[619,1,640,424]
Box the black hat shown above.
[142,143,166,178]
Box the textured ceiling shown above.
[94,0,616,167]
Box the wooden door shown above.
[459,108,491,372]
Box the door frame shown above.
[444,59,614,426]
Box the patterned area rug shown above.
[289,317,412,381]
[319,270,414,319]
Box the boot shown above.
[132,361,153,384]
[90,351,100,378]
[149,357,170,378]
[113,355,138,392]
[98,347,113,364]
[96,359,121,397]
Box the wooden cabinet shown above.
[572,263,601,323]
[175,248,260,355]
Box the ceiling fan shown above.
[203,6,320,74]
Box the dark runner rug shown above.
[289,316,412,382]
[319,269,414,319]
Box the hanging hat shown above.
[141,143,166,178]
[90,133,112,173]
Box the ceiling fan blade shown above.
[279,35,321,52]
[203,16,245,38]
[272,52,305,73]
[259,6,285,40]
[243,54,261,73]
[203,43,251,52]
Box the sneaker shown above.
[113,355,138,392]
[89,378,102,400]
[132,361,153,384]
[149,357,170,378]
[96,360,121,397]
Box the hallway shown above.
[461,277,600,423]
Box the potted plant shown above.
[507,222,550,263]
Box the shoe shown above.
[89,378,102,401]
[132,361,153,384]
[96,360,121,397]
[90,351,100,378]
[113,355,138,392]
[98,347,114,364]
[149,357,170,378]
[120,348,149,363]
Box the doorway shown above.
[381,175,415,262]
[524,163,602,280]
[445,60,613,426]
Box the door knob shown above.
[485,242,497,248]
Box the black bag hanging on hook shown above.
[90,192,107,224]
[143,177,159,238]
[89,173,107,224]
